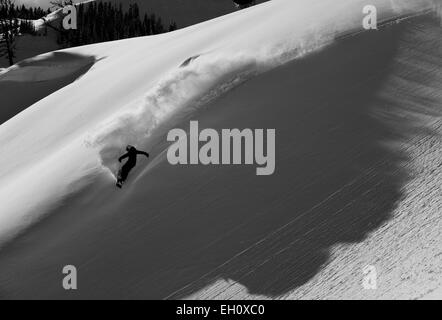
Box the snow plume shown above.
[86,36,334,175]
[432,0,442,22]
[86,52,262,174]
[390,0,441,15]
[85,0,438,175]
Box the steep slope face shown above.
[183,14,442,300]
[0,0,440,299]
[0,0,404,244]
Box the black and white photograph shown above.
[0,0,441,303]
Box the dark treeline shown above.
[0,4,49,20]
[1,1,179,65]
[1,0,47,65]
[16,5,50,20]
[57,2,178,47]
[233,0,257,9]
[0,3,49,35]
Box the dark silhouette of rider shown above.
[116,145,149,188]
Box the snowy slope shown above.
[0,0,441,299]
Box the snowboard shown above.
[116,168,124,188]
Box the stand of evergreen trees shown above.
[0,3,49,20]
[16,5,50,20]
[0,4,49,36]
[57,2,178,47]
[1,1,46,65]
[1,1,178,65]
[233,0,257,9]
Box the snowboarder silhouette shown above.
[116,145,149,188]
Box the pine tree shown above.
[0,0,19,66]
[169,22,178,32]
[52,1,179,48]
[233,0,256,9]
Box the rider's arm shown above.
[137,151,149,158]
[118,152,129,162]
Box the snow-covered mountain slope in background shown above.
[0,0,441,299]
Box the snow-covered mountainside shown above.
[0,0,441,299]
